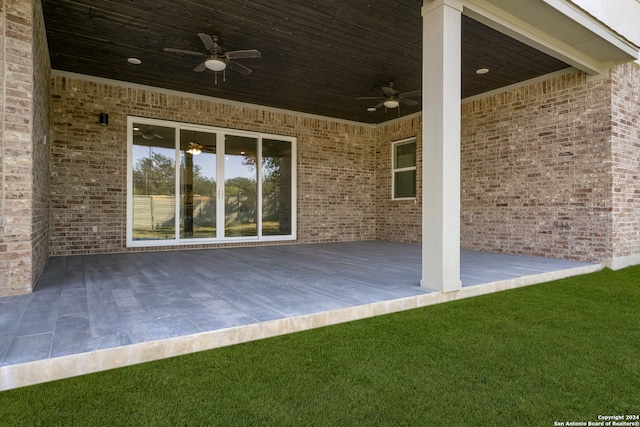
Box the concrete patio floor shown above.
[0,240,600,390]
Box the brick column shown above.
[0,0,48,296]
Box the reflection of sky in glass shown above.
[225,155,256,181]
[192,153,216,180]
[133,145,175,166]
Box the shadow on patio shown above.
[0,240,599,390]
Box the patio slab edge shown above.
[0,262,602,391]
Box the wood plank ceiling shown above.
[42,0,570,124]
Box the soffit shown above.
[477,0,639,64]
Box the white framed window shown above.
[392,137,416,199]
[126,116,296,247]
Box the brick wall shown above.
[45,66,640,265]
[0,0,48,296]
[610,62,640,260]
[49,75,376,255]
[375,114,422,243]
[31,0,50,289]
[372,71,617,263]
[460,71,612,262]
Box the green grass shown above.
[1,267,639,426]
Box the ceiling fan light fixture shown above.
[205,58,226,71]
[383,99,400,109]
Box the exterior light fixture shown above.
[127,57,142,65]
[476,68,490,74]
[367,107,377,112]
[383,99,400,109]
[99,113,108,126]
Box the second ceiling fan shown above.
[357,82,421,112]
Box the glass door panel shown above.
[224,135,258,237]
[131,123,176,240]
[262,139,292,235]
[180,130,217,239]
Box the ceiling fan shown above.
[357,82,422,112]
[134,125,165,140]
[185,141,216,156]
[163,33,261,82]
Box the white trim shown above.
[542,0,640,58]
[257,136,264,238]
[422,0,464,15]
[126,116,297,248]
[52,69,376,129]
[126,116,135,245]
[391,137,418,200]
[173,126,181,242]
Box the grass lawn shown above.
[1,267,639,426]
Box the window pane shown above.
[225,135,257,237]
[394,170,416,199]
[394,141,416,169]
[262,139,292,236]
[131,124,176,240]
[180,130,217,239]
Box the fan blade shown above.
[198,33,217,53]
[153,133,165,139]
[163,47,205,56]
[400,98,418,107]
[356,96,384,100]
[382,86,398,96]
[226,49,261,60]
[374,101,384,109]
[399,90,422,98]
[228,61,252,75]
[193,61,207,72]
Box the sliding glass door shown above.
[180,129,217,239]
[262,139,293,236]
[224,135,258,237]
[127,117,296,247]
[130,124,176,241]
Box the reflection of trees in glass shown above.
[133,152,175,195]
[242,155,281,193]
[133,152,217,195]
[189,164,217,195]
[262,157,281,196]
[260,142,292,235]
[225,177,255,195]
[224,163,256,231]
